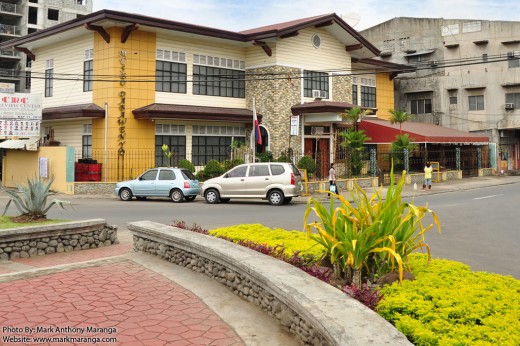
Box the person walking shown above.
[328,163,336,197]
[423,161,433,190]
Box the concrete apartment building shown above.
[0,0,92,92]
[361,18,520,171]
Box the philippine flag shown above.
[253,99,262,145]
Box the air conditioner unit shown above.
[507,51,516,58]
[505,103,515,110]
[312,89,327,99]
[430,60,439,66]
[311,126,324,135]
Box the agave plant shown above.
[2,175,71,220]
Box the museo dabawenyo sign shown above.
[0,93,42,137]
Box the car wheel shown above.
[283,197,292,204]
[119,188,133,201]
[220,198,230,203]
[185,195,196,202]
[204,189,220,204]
[170,189,184,203]
[268,190,284,206]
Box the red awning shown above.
[359,119,489,144]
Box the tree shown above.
[389,109,413,134]
[339,129,372,176]
[341,106,373,131]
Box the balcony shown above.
[0,68,21,80]
[0,49,20,59]
[0,24,21,36]
[0,2,23,15]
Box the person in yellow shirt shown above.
[423,162,433,190]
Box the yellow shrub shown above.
[378,254,520,345]
[209,224,325,259]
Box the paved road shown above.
[2,175,520,278]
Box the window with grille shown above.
[156,61,187,93]
[82,124,92,158]
[507,52,520,68]
[303,70,329,98]
[360,86,376,108]
[193,65,245,98]
[45,59,53,97]
[155,124,186,167]
[352,84,358,105]
[83,49,93,92]
[468,95,484,111]
[410,99,432,114]
[505,93,520,106]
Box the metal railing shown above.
[72,145,492,183]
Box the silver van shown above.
[201,162,302,205]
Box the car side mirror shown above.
[138,177,143,181]
[224,173,229,178]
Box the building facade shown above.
[0,10,410,185]
[361,17,520,171]
[0,0,92,93]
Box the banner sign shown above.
[0,93,42,137]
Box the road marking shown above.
[474,194,502,200]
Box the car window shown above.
[227,166,247,178]
[181,169,197,180]
[249,165,270,177]
[158,170,176,180]
[289,163,302,176]
[270,164,285,176]
[141,170,158,181]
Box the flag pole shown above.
[252,97,256,163]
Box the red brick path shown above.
[0,261,243,345]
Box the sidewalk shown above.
[302,174,520,202]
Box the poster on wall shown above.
[0,93,42,137]
[39,157,49,178]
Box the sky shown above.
[92,0,520,32]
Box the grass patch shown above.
[0,216,69,229]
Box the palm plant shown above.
[389,109,413,134]
[391,134,416,171]
[2,176,71,220]
[341,106,373,131]
[339,129,371,176]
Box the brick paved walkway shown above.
[0,260,243,346]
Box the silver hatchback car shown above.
[201,162,302,205]
[115,167,201,202]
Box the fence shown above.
[76,145,491,183]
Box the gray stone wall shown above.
[247,66,302,154]
[134,236,326,346]
[0,220,118,261]
[75,182,116,195]
[332,74,353,103]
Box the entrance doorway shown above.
[304,138,329,179]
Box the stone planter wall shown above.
[128,221,411,346]
[0,219,118,261]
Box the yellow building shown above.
[0,10,412,189]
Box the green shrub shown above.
[378,254,520,345]
[297,156,316,174]
[209,224,325,260]
[202,160,224,179]
[256,151,273,162]
[223,158,245,171]
[276,155,289,162]
[178,159,195,173]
